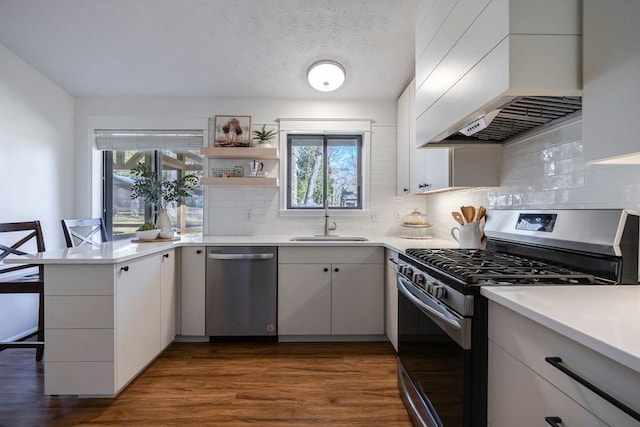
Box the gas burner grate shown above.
[405,248,595,285]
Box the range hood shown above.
[444,96,582,144]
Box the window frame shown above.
[286,133,363,210]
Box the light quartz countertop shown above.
[482,286,640,373]
[3,234,455,265]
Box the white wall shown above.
[74,96,425,237]
[425,118,640,240]
[0,44,74,340]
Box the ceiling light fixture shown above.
[307,60,346,92]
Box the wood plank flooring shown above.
[0,341,412,426]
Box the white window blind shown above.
[95,130,204,150]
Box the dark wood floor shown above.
[0,341,412,426]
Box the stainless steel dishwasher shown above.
[205,246,277,339]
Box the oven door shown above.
[397,275,472,427]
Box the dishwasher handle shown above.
[208,252,274,260]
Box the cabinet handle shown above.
[196,249,202,254]
[418,183,431,189]
[120,266,129,272]
[163,253,170,259]
[545,357,640,421]
[334,267,339,272]
[544,417,562,426]
[323,268,329,272]
[403,188,408,193]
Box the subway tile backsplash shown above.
[204,118,640,240]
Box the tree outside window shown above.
[287,134,362,209]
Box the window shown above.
[287,134,362,209]
[96,128,204,239]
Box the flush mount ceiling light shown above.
[307,60,346,92]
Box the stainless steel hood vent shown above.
[444,96,582,143]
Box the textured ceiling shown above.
[0,0,415,100]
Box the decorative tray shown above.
[131,237,181,243]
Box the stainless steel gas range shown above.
[396,209,640,427]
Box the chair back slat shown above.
[61,218,108,248]
[0,221,45,280]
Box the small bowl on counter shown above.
[135,229,160,240]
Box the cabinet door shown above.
[488,340,608,427]
[115,255,161,390]
[160,250,176,349]
[278,264,331,335]
[397,80,413,196]
[584,0,640,163]
[385,252,399,351]
[331,263,384,335]
[180,246,206,336]
[422,147,450,192]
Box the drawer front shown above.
[488,340,607,427]
[278,246,383,264]
[489,301,640,426]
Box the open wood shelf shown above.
[202,177,279,187]
[200,147,279,160]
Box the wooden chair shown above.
[61,218,108,248]
[0,221,45,361]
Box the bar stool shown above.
[0,221,45,361]
[61,218,108,248]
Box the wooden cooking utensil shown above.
[461,206,475,224]
[474,205,486,222]
[451,211,465,225]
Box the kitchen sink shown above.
[289,235,369,242]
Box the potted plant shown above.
[130,162,199,234]
[251,124,277,147]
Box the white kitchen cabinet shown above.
[331,263,384,335]
[278,246,384,338]
[583,0,640,163]
[160,249,176,348]
[180,246,206,336]
[43,251,176,397]
[414,0,581,145]
[278,263,332,335]
[397,79,414,195]
[397,79,500,194]
[488,340,607,427]
[488,301,640,427]
[385,249,399,351]
[115,255,162,390]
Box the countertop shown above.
[482,286,640,373]
[3,234,455,265]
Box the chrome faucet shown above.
[324,199,337,236]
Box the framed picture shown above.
[210,115,252,147]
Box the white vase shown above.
[156,208,172,233]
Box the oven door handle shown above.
[397,276,462,331]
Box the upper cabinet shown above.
[397,79,501,194]
[583,1,640,164]
[414,0,582,146]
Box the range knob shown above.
[400,265,414,279]
[433,285,448,299]
[414,274,426,287]
[426,281,436,294]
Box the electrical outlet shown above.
[371,211,378,222]
[245,209,252,221]
[394,211,402,222]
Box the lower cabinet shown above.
[278,246,384,337]
[44,250,176,397]
[488,301,640,427]
[115,255,162,390]
[385,249,399,351]
[160,249,176,348]
[180,246,206,336]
